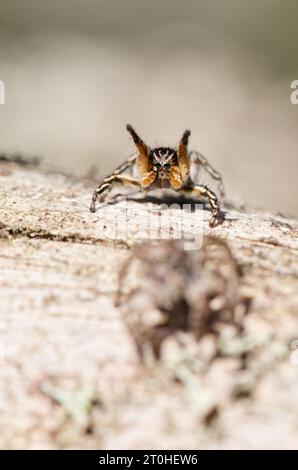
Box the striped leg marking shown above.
[90,174,140,212]
[183,184,220,227]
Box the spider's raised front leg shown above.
[177,129,191,182]
[182,184,220,228]
[90,174,140,212]
[189,150,225,199]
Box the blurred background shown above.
[0,0,297,214]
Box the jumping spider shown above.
[90,125,225,227]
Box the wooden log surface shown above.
[0,159,297,449]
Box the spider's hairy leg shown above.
[90,174,140,212]
[112,154,137,177]
[177,129,191,182]
[183,184,220,228]
[189,150,225,199]
[126,124,146,148]
[90,154,137,212]
[126,124,150,177]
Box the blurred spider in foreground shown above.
[90,125,225,227]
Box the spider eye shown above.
[163,163,171,170]
[154,162,161,169]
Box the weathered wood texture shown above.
[0,161,297,449]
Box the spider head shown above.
[150,148,177,176]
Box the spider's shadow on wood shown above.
[107,191,227,224]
